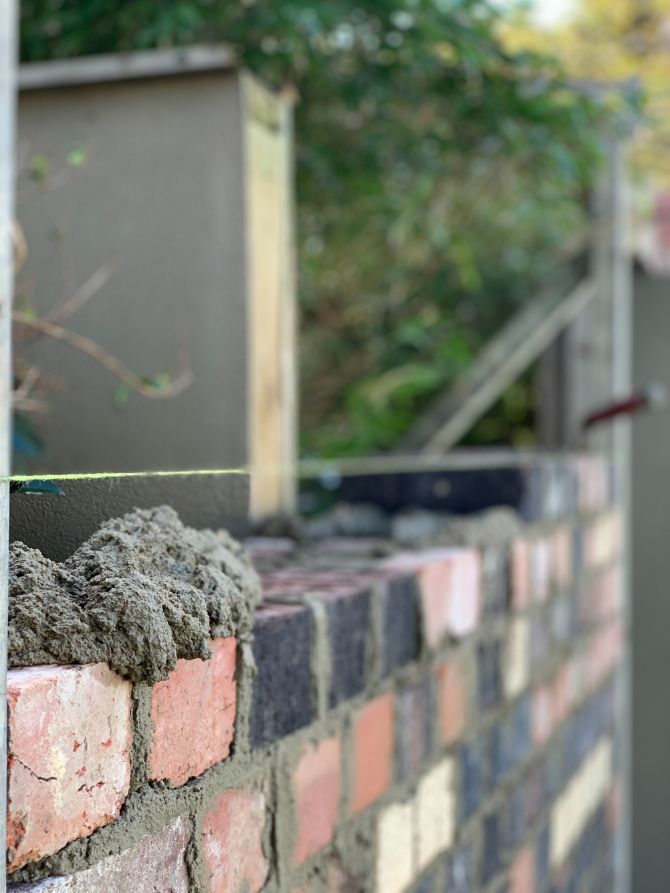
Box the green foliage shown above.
[20,0,617,455]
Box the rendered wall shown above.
[5,455,626,892]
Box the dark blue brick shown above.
[324,587,371,707]
[382,574,421,676]
[483,548,509,617]
[397,674,433,781]
[459,739,485,820]
[250,603,314,747]
[506,783,525,850]
[444,842,475,892]
[488,721,510,787]
[530,614,549,670]
[535,823,550,890]
[478,639,502,712]
[508,695,532,769]
[480,808,504,886]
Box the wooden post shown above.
[0,0,17,885]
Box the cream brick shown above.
[376,801,414,893]
[550,738,613,869]
[504,617,530,699]
[415,759,455,871]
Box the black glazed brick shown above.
[480,808,504,886]
[478,639,502,712]
[396,674,433,781]
[250,603,314,747]
[325,587,371,708]
[381,574,421,676]
[459,739,485,820]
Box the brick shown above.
[203,788,268,893]
[480,808,504,885]
[510,540,531,610]
[585,511,622,569]
[381,575,421,676]
[291,737,341,864]
[376,801,414,893]
[504,618,529,699]
[551,526,573,590]
[531,538,551,603]
[532,685,553,747]
[445,842,475,893]
[351,693,394,813]
[415,759,455,870]
[397,676,433,781]
[509,845,534,893]
[149,637,236,786]
[478,639,503,711]
[7,663,132,871]
[8,816,190,892]
[534,823,550,890]
[322,587,371,707]
[482,547,509,617]
[459,739,484,820]
[550,738,612,869]
[250,603,314,747]
[436,656,468,745]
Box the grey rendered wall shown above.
[632,269,670,892]
[16,70,249,475]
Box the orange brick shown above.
[203,788,268,893]
[436,657,468,745]
[351,694,394,813]
[292,737,341,864]
[150,637,236,786]
[7,663,132,871]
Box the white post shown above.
[0,0,17,886]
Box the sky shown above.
[529,0,578,27]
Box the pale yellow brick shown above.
[415,759,455,871]
[550,737,613,869]
[376,801,414,893]
[504,617,530,699]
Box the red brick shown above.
[350,693,394,813]
[532,685,553,746]
[292,737,341,864]
[418,550,481,646]
[203,788,269,893]
[551,663,570,727]
[436,657,468,745]
[149,637,236,786]
[551,527,572,590]
[7,816,190,891]
[531,539,551,603]
[509,845,535,893]
[7,663,132,871]
[511,540,531,610]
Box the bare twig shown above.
[12,312,194,399]
[45,263,115,325]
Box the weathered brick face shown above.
[6,456,626,893]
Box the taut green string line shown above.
[1,447,592,486]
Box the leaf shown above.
[29,154,49,182]
[67,146,88,168]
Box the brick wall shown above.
[6,455,626,893]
